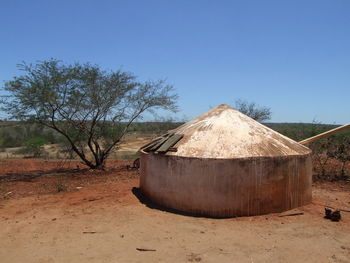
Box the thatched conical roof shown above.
[142,104,310,158]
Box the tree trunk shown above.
[87,152,106,170]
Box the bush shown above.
[326,136,350,177]
[310,134,350,181]
[16,137,48,157]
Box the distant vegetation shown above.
[0,120,349,181]
[1,121,348,148]
[1,121,348,145]
[15,137,48,157]
[0,121,182,149]
[265,122,339,141]
[0,122,59,149]
[267,122,350,181]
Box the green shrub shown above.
[16,137,48,157]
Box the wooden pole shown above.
[299,123,350,145]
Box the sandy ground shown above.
[1,160,350,263]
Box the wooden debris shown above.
[143,134,171,152]
[136,248,156,252]
[156,134,183,153]
[139,136,163,151]
[167,147,178,152]
[322,205,350,213]
[141,133,183,154]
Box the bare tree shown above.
[234,99,271,122]
[326,136,350,177]
[309,138,332,177]
[1,59,178,169]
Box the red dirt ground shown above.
[0,159,138,200]
[1,159,350,263]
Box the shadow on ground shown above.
[0,167,126,183]
[132,187,232,219]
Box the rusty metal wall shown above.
[140,152,312,217]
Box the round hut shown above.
[139,104,312,217]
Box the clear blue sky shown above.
[1,0,349,124]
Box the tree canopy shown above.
[234,99,271,122]
[1,59,178,169]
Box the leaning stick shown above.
[299,123,350,145]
